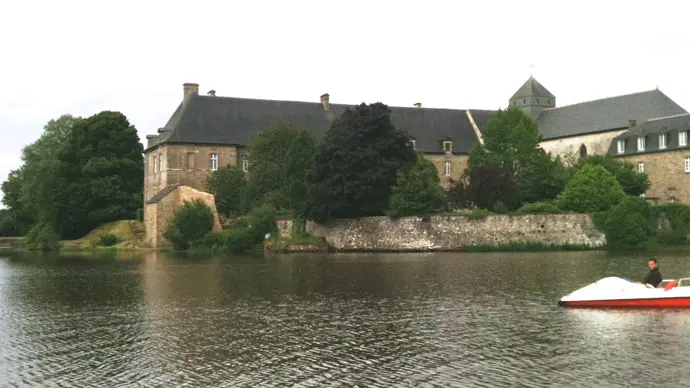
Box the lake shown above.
[1,250,690,387]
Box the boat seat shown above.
[664,281,678,291]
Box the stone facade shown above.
[144,144,242,202]
[144,185,222,248]
[539,130,628,162]
[425,154,469,187]
[617,149,690,203]
[306,214,605,251]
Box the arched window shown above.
[579,144,588,159]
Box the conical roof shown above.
[510,76,555,100]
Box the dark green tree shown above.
[387,154,446,218]
[243,122,316,214]
[577,155,650,196]
[54,111,144,239]
[206,165,247,218]
[0,170,34,236]
[304,103,416,222]
[603,196,653,249]
[165,199,215,251]
[518,150,571,203]
[465,164,520,210]
[557,164,625,213]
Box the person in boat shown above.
[641,258,662,287]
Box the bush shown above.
[652,203,690,244]
[387,154,445,218]
[165,199,215,251]
[136,208,144,222]
[97,233,119,247]
[557,165,625,213]
[490,201,509,214]
[515,201,561,214]
[602,196,652,249]
[24,222,60,251]
[247,203,278,241]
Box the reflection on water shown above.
[2,250,690,386]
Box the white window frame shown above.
[637,136,645,151]
[659,133,667,149]
[638,161,644,173]
[685,157,690,173]
[410,139,416,150]
[681,131,688,147]
[443,141,452,153]
[242,158,249,172]
[617,140,625,154]
[210,153,219,171]
[153,156,158,173]
[444,161,451,177]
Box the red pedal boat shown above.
[559,277,690,308]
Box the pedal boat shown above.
[559,277,690,308]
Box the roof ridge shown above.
[646,113,690,122]
[547,89,662,111]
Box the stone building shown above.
[609,113,690,203]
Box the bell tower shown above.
[509,76,556,119]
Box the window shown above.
[158,155,163,173]
[444,161,451,177]
[242,158,249,172]
[681,131,688,146]
[637,136,645,151]
[186,153,195,169]
[536,98,540,103]
[685,157,690,173]
[153,156,157,173]
[443,141,452,153]
[523,99,526,104]
[210,153,218,171]
[638,161,644,173]
[617,140,625,154]
[659,133,667,149]
[410,139,416,150]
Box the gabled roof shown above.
[537,89,687,140]
[150,94,496,154]
[510,76,555,100]
[608,113,690,156]
[146,184,180,204]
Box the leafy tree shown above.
[165,199,215,251]
[0,170,34,236]
[577,155,650,196]
[53,111,144,239]
[23,222,60,251]
[387,154,446,217]
[518,150,571,203]
[557,165,625,213]
[206,165,247,218]
[603,196,653,249]
[465,164,520,210]
[304,103,416,222]
[242,122,316,214]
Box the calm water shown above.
[1,250,690,387]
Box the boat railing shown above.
[678,278,690,287]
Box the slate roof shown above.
[537,89,687,140]
[145,184,180,204]
[608,113,690,156]
[149,94,495,154]
[510,76,555,100]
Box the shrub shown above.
[136,208,144,222]
[515,201,561,214]
[557,165,625,213]
[602,196,652,249]
[387,154,446,218]
[652,203,690,244]
[165,199,215,251]
[24,222,60,251]
[97,233,119,247]
[490,201,509,214]
[247,203,278,241]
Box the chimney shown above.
[207,90,216,96]
[320,93,330,111]
[183,83,199,104]
[414,102,422,108]
[629,119,637,128]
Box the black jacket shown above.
[643,268,662,287]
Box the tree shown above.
[518,150,571,203]
[243,122,317,214]
[206,165,246,218]
[577,155,650,196]
[557,164,625,213]
[602,196,653,249]
[53,111,144,239]
[387,154,446,218]
[0,170,34,236]
[304,103,416,222]
[465,164,520,210]
[165,199,215,251]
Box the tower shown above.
[509,76,556,119]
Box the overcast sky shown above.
[2,0,689,194]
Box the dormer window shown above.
[659,133,667,149]
[617,139,625,154]
[680,131,688,146]
[637,136,645,152]
[443,141,452,153]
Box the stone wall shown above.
[539,130,627,162]
[144,185,222,248]
[618,149,690,203]
[306,214,605,251]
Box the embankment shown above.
[306,214,605,251]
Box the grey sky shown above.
[2,0,689,195]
